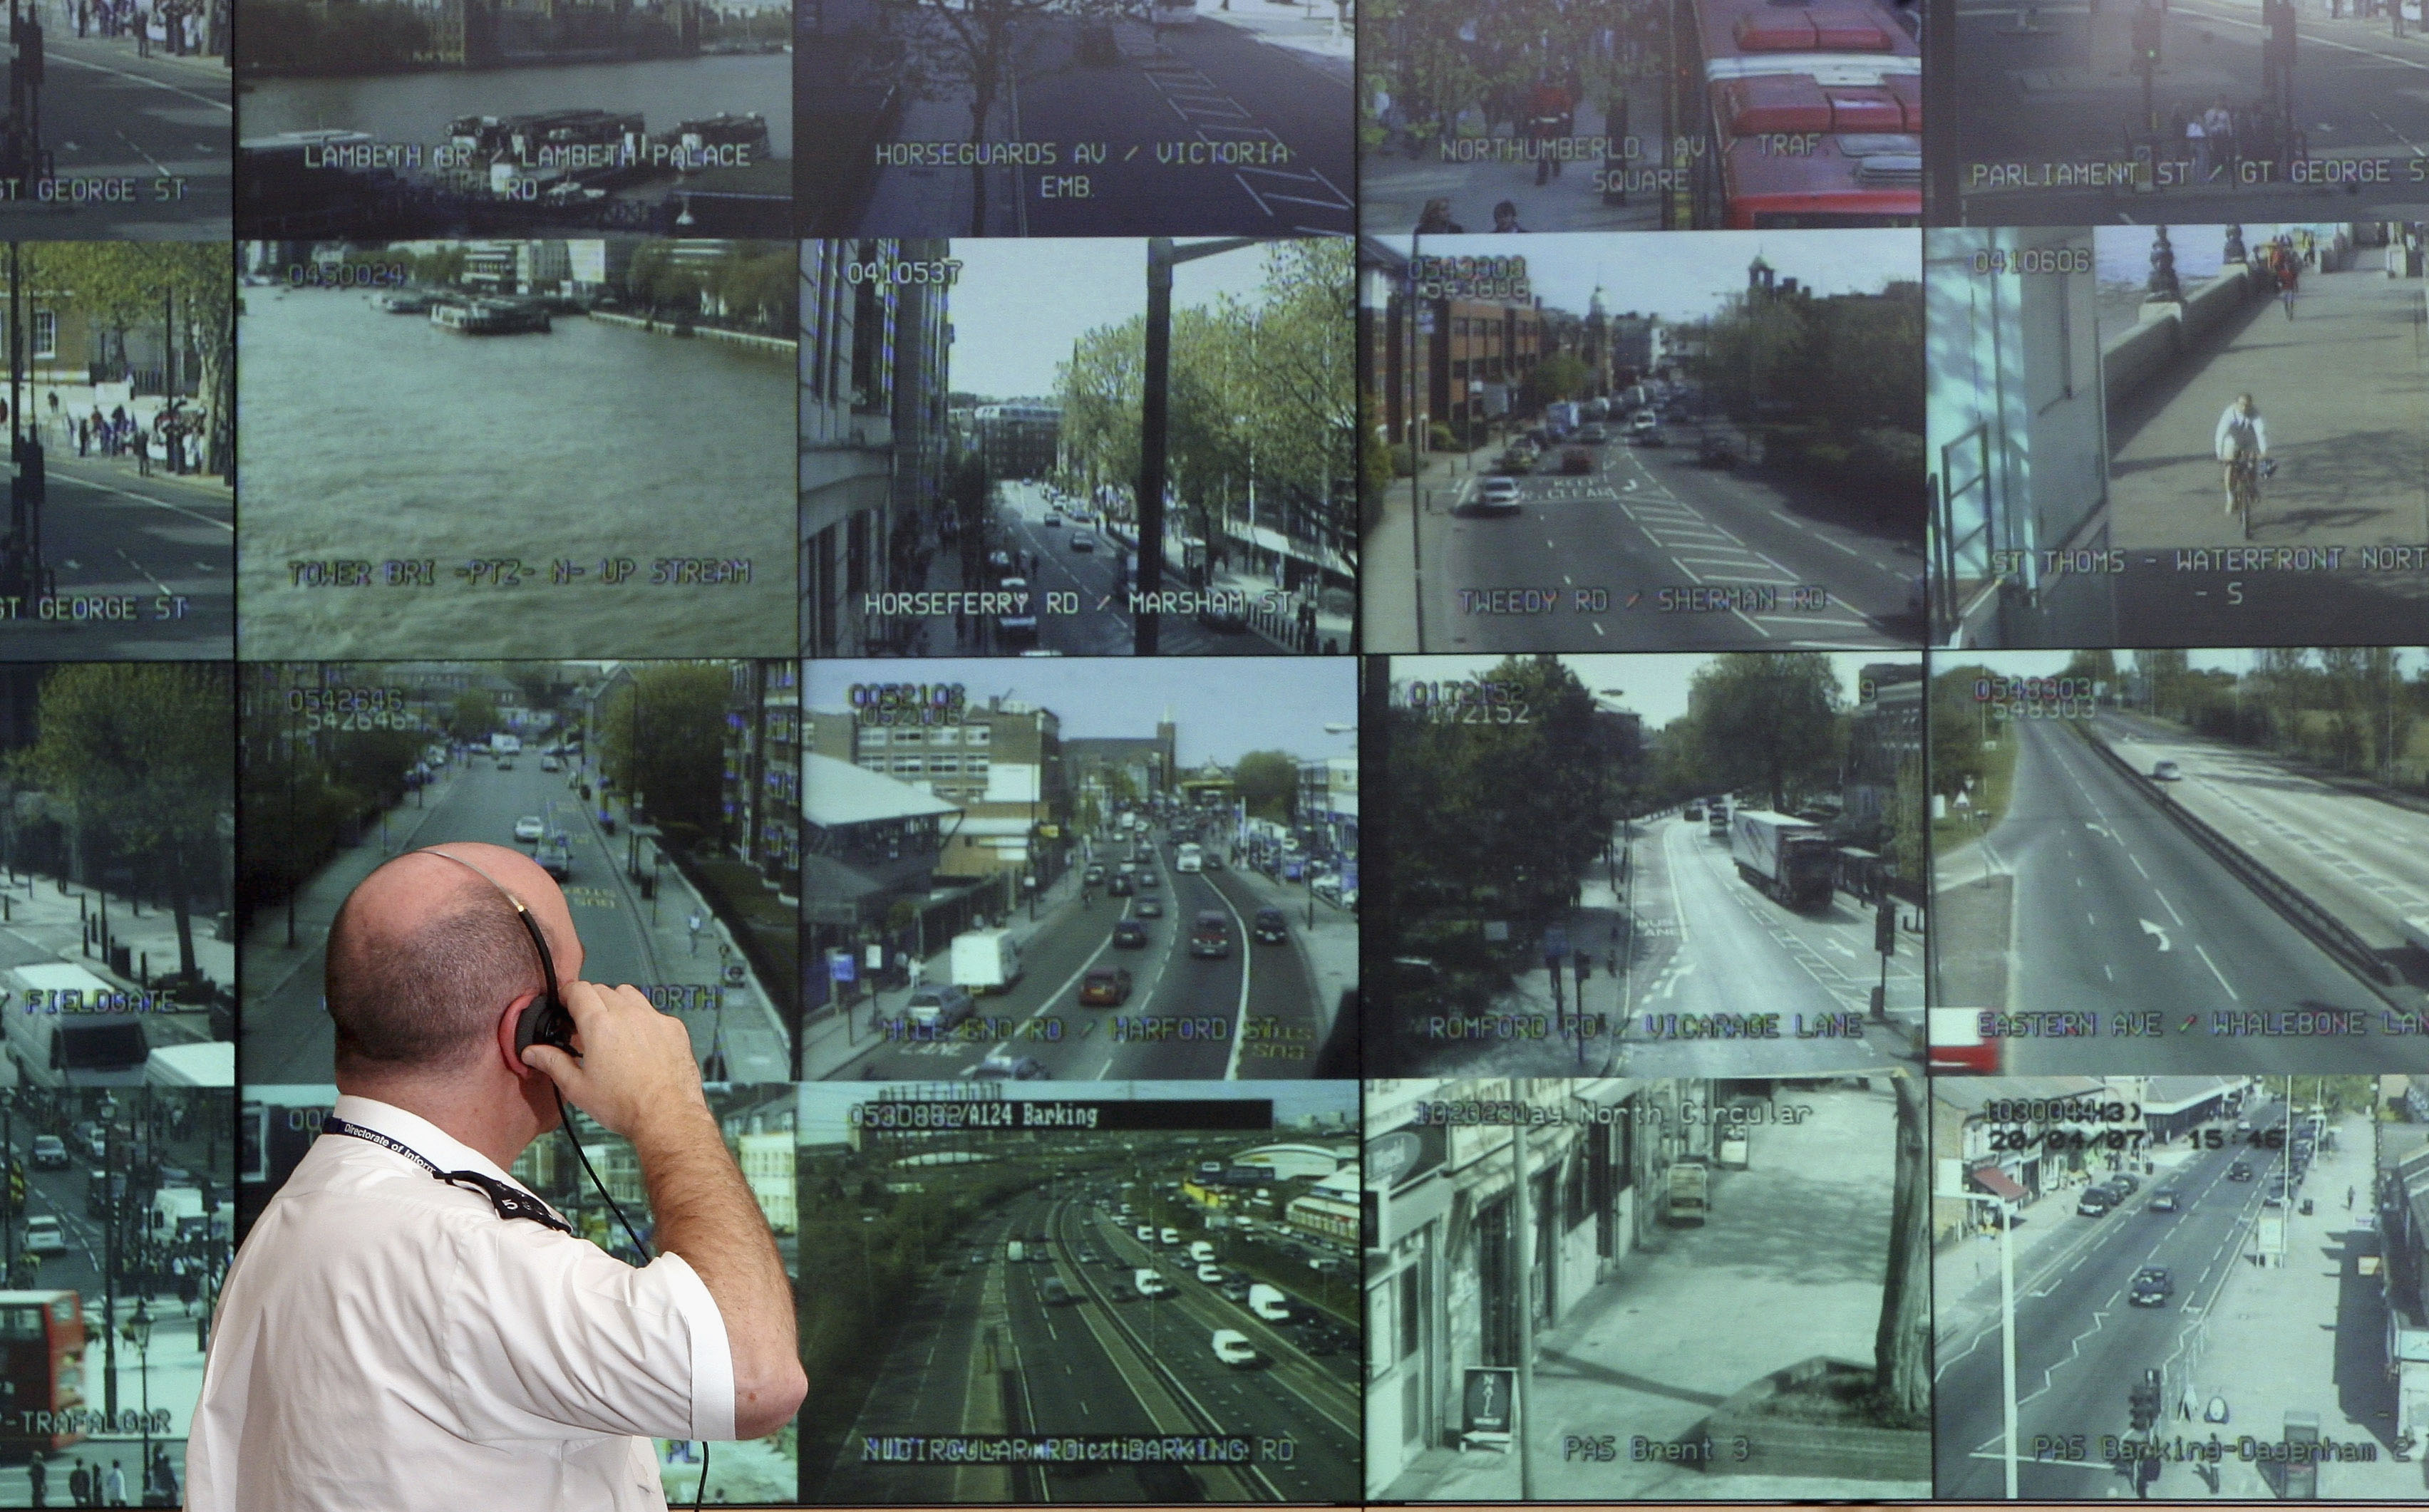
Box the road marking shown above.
[2194,943,2239,1000]
[50,49,232,111]
[2153,889,2185,927]
[2140,918,2171,951]
[63,472,231,531]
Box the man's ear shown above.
[495,992,540,1077]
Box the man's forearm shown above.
[631,1104,804,1436]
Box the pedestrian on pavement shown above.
[132,425,150,477]
[101,1459,123,1506]
[687,908,703,955]
[133,5,146,55]
[27,1452,44,1506]
[2348,1184,2356,1208]
[2203,99,2234,173]
[2185,109,2209,179]
[66,1461,86,1506]
[2274,241,2299,316]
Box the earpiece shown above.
[415,847,575,1059]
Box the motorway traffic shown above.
[1933,718,2393,1072]
[1408,418,1922,652]
[820,1171,1359,1503]
[243,749,788,1084]
[849,823,1334,1081]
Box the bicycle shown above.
[2227,452,2267,539]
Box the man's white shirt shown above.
[186,1095,734,1511]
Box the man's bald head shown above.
[326,844,577,1080]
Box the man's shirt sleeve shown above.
[440,1218,738,1444]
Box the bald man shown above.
[187,844,804,1511]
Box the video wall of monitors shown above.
[3,0,2422,1500]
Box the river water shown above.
[237,284,795,659]
[243,54,793,158]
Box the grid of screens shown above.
[4,0,2423,1501]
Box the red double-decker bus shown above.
[0,1291,86,1455]
[1677,0,1922,227]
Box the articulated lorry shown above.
[1729,809,1836,911]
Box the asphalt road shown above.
[968,482,1273,657]
[2095,709,2429,965]
[0,34,230,238]
[1952,0,2429,223]
[1937,717,2394,1070]
[882,9,1353,235]
[853,829,1326,1079]
[1618,813,1918,1074]
[1414,431,1922,653]
[244,757,780,1083]
[0,457,232,658]
[1935,1102,2294,1498]
[820,1181,1358,1502]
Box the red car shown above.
[1079,967,1134,1007]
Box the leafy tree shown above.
[1232,751,1300,822]
[33,244,234,477]
[1928,663,1996,802]
[1522,351,1590,410]
[594,664,733,834]
[1389,656,1627,938]
[17,665,232,985]
[447,689,500,741]
[1683,652,1845,813]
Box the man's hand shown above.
[521,980,706,1141]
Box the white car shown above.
[23,1216,63,1255]
[1473,477,1522,515]
[512,816,547,842]
[1196,1263,1223,1284]
[1212,1329,1258,1367]
[998,577,1039,644]
[2152,760,2182,782]
[1070,531,1097,552]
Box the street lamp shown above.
[1939,1185,2020,1498]
[123,1298,152,1479]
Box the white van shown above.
[1176,844,1204,874]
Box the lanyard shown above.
[324,1116,573,1235]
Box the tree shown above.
[16,665,232,987]
[594,664,733,835]
[1232,751,1300,822]
[1872,1072,1931,1424]
[33,245,234,477]
[1928,664,1995,803]
[1685,653,1845,813]
[1521,351,1591,410]
[446,689,499,742]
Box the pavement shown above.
[243,752,790,1087]
[2172,1109,2419,1496]
[0,434,233,659]
[1395,817,1919,1077]
[0,6,229,237]
[1955,0,2429,221]
[2110,265,2429,552]
[848,8,1352,236]
[1930,715,2395,1070]
[961,482,1351,656]
[1359,87,1670,235]
[1380,1082,1929,1501]
[1932,1094,2299,1498]
[0,862,227,1070]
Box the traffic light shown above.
[2130,1373,2162,1432]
